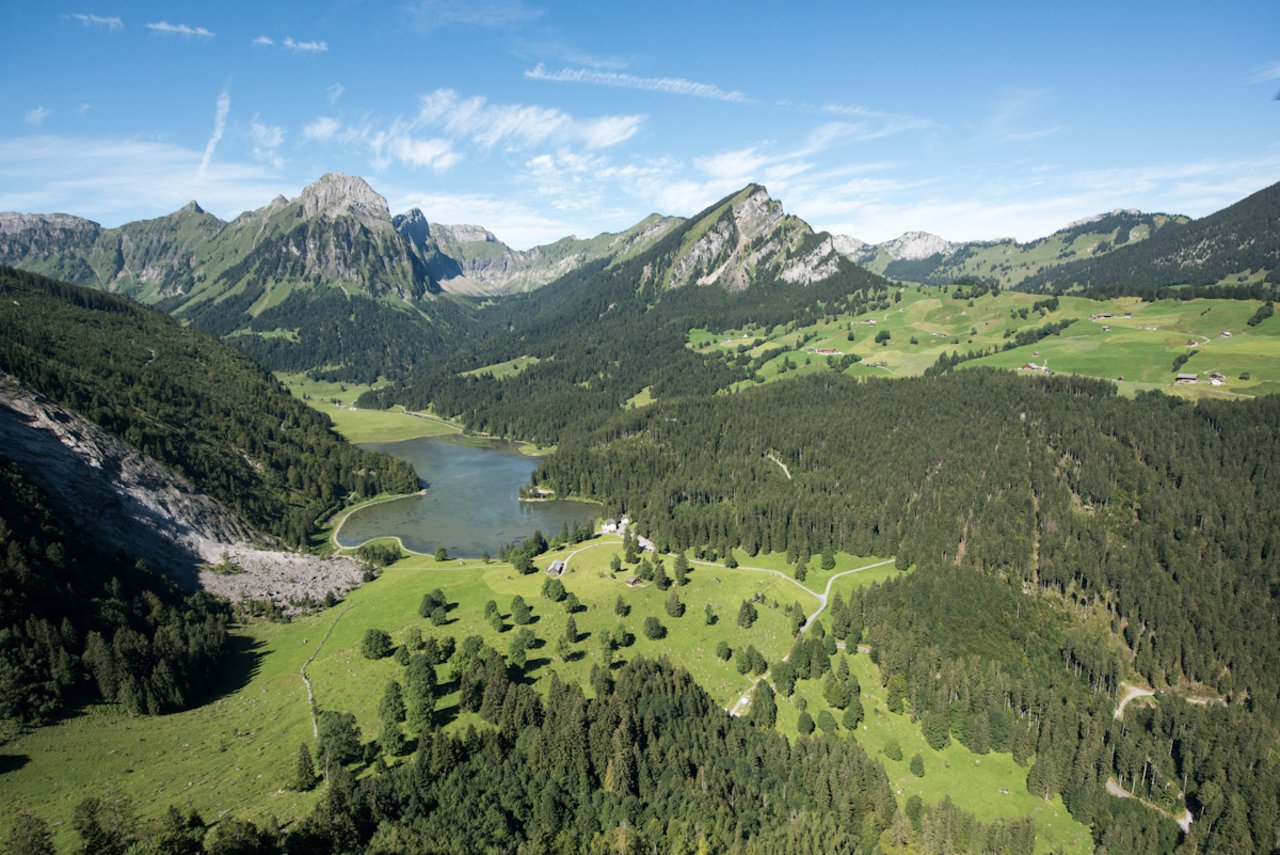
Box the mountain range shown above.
[1,174,1276,380]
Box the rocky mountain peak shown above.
[1063,208,1143,230]
[298,172,390,230]
[729,185,785,241]
[392,208,432,247]
[179,200,205,215]
[0,211,99,236]
[831,234,869,258]
[880,230,956,260]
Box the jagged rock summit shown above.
[879,230,958,260]
[298,172,392,230]
[664,184,845,291]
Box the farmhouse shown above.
[546,560,566,576]
[601,518,618,533]
[1175,373,1198,384]
[1219,331,1233,338]
[637,535,656,553]
[1208,371,1226,386]
[626,577,643,588]
[1186,339,1200,347]
[814,347,838,355]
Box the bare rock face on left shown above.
[0,374,364,608]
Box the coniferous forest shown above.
[534,370,1280,852]
[0,267,419,546]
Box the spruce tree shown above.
[293,742,318,791]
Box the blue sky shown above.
[2,1,1278,247]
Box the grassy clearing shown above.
[773,655,1092,854]
[277,372,460,443]
[460,355,541,379]
[693,290,1280,399]
[714,548,898,597]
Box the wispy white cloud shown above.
[525,63,748,103]
[818,104,936,142]
[24,107,51,126]
[387,189,581,248]
[303,116,341,142]
[252,35,274,46]
[327,83,344,105]
[301,114,459,172]
[978,88,1058,144]
[1247,61,1280,84]
[0,134,291,224]
[800,152,1280,244]
[416,88,643,150]
[283,36,328,53]
[146,21,215,38]
[383,136,460,171]
[67,13,122,30]
[198,88,230,177]
[249,118,285,168]
[404,0,542,31]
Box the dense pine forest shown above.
[0,267,419,546]
[532,369,1280,853]
[0,457,232,733]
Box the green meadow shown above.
[772,654,1092,854]
[692,288,1280,399]
[1,533,1091,852]
[277,372,461,443]
[459,354,542,379]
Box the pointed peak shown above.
[179,200,205,215]
[297,173,390,229]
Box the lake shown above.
[335,435,600,557]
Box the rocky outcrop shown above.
[879,231,957,260]
[299,172,392,231]
[0,374,364,609]
[666,185,844,290]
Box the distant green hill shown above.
[1017,180,1280,295]
[861,210,1187,288]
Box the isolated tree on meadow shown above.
[361,628,392,660]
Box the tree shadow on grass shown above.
[0,753,30,774]
[432,703,460,729]
[191,633,267,706]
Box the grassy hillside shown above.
[1016,179,1280,295]
[691,286,1280,398]
[862,211,1186,290]
[1,538,1092,852]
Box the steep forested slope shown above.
[0,267,418,546]
[1018,181,1280,295]
[0,457,232,733]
